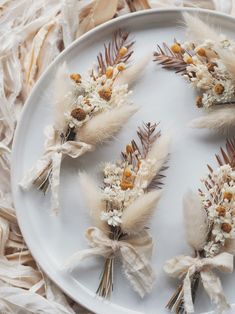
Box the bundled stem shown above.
[96,257,114,298]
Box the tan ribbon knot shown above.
[64,226,156,297]
[164,252,233,313]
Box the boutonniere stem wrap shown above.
[64,122,170,298]
[19,30,142,213]
[165,139,235,314]
[154,13,235,131]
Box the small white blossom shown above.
[100,210,122,227]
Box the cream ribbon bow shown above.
[64,226,155,297]
[19,125,94,213]
[164,252,233,313]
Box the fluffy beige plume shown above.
[183,13,218,44]
[121,190,162,234]
[79,172,107,232]
[188,106,235,132]
[78,105,138,145]
[183,190,208,251]
[53,63,73,132]
[145,133,170,186]
[115,54,150,87]
[217,48,235,80]
[222,239,235,255]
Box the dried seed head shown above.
[171,43,181,53]
[120,181,134,190]
[196,96,203,108]
[98,87,112,101]
[71,108,87,121]
[214,83,224,95]
[216,206,226,217]
[207,62,216,72]
[106,66,113,79]
[70,73,81,84]
[196,47,206,57]
[221,223,232,233]
[119,46,128,57]
[223,192,233,201]
[117,63,125,71]
[126,144,133,154]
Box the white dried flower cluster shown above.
[201,164,235,257]
[100,156,157,227]
[181,36,235,108]
[64,65,131,129]
[102,162,144,208]
[100,209,122,227]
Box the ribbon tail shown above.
[201,270,230,314]
[183,269,195,313]
[63,247,111,272]
[19,156,51,190]
[50,152,63,214]
[120,246,155,298]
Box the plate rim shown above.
[11,7,235,314]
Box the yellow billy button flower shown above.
[120,181,134,190]
[98,87,112,101]
[117,63,125,72]
[196,96,203,108]
[126,144,133,154]
[214,83,224,95]
[223,191,233,201]
[123,169,132,178]
[71,108,86,121]
[186,56,193,64]
[70,73,81,84]
[106,66,113,79]
[216,206,226,217]
[196,47,206,57]
[119,46,128,57]
[171,43,181,53]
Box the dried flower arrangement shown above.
[154,13,235,131]
[64,122,170,298]
[19,30,141,214]
[165,139,235,314]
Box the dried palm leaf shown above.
[154,42,188,74]
[97,29,134,75]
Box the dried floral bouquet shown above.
[64,122,170,298]
[154,13,235,131]
[164,139,235,314]
[19,30,140,213]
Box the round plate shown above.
[12,8,235,314]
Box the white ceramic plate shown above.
[11,8,235,314]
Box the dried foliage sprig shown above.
[154,13,235,131]
[64,122,170,298]
[19,30,138,213]
[165,139,235,314]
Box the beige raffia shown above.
[0,0,233,313]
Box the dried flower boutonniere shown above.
[154,13,235,131]
[19,30,141,213]
[165,139,235,314]
[64,122,170,298]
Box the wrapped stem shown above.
[166,272,200,314]
[96,257,114,298]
